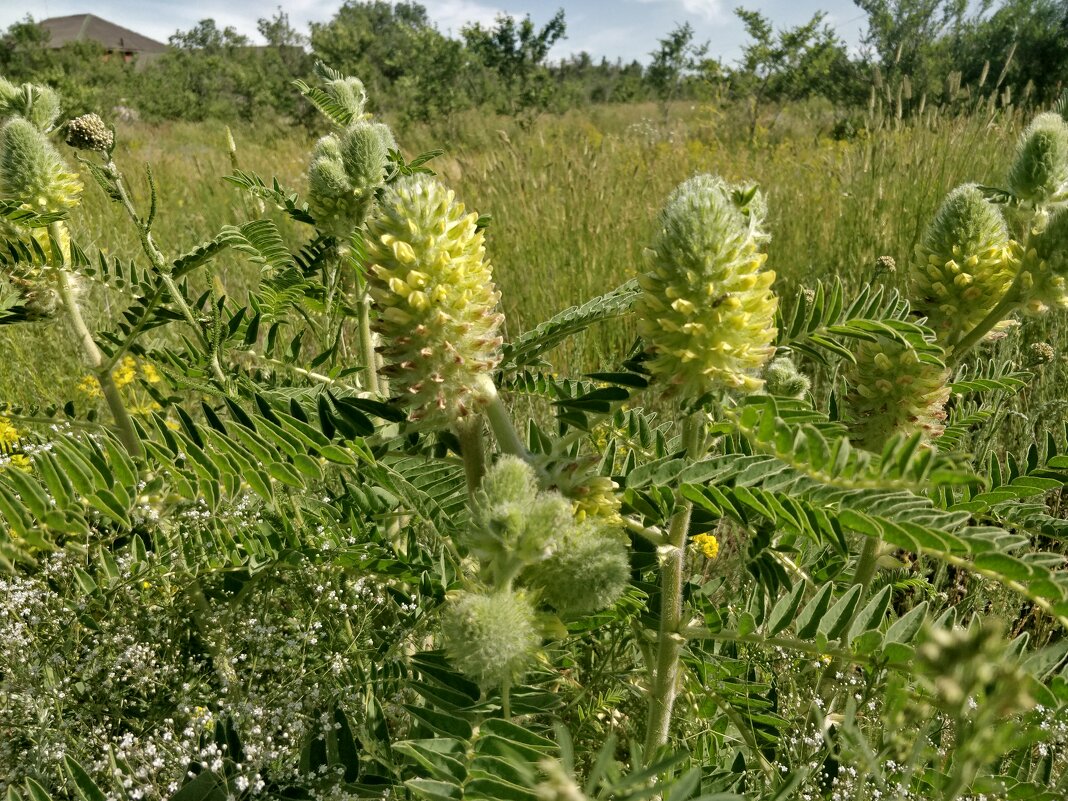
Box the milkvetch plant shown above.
[0,67,1067,801]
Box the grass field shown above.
[7,98,1063,447]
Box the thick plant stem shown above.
[643,412,704,758]
[455,418,487,499]
[356,288,380,395]
[948,286,1022,367]
[643,500,692,757]
[852,534,881,594]
[478,377,527,458]
[51,224,143,458]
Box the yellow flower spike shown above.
[912,184,1014,347]
[636,175,777,398]
[365,174,503,425]
[844,338,951,450]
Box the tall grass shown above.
[9,100,1059,440]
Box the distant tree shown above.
[853,0,975,97]
[733,8,857,139]
[955,0,1068,103]
[646,23,709,104]
[462,10,567,116]
[310,1,474,120]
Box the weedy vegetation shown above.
[0,61,1067,801]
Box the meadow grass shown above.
[8,98,1063,449]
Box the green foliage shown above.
[2,65,1068,801]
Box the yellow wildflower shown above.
[76,374,102,398]
[693,533,720,560]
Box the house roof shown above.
[38,14,167,54]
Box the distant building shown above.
[37,14,167,63]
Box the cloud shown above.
[422,0,504,34]
[633,0,726,22]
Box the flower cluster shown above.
[365,174,504,424]
[911,184,1014,347]
[636,175,777,397]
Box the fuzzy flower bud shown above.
[1008,113,1068,204]
[762,356,810,399]
[0,81,61,131]
[340,121,394,189]
[366,174,504,424]
[636,175,777,397]
[65,113,114,153]
[912,184,1013,347]
[441,589,539,687]
[324,76,368,123]
[0,118,82,211]
[471,463,572,569]
[523,521,629,615]
[844,338,950,449]
[307,123,392,238]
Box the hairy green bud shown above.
[844,338,950,449]
[366,175,504,424]
[307,134,371,238]
[324,76,368,123]
[912,184,1013,347]
[340,121,394,189]
[762,356,810,398]
[481,455,539,507]
[472,482,572,570]
[65,113,114,153]
[524,521,630,615]
[0,82,61,131]
[441,589,539,687]
[1008,112,1068,204]
[0,118,82,211]
[636,174,777,397]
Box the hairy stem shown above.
[356,286,380,395]
[51,224,143,458]
[455,418,487,499]
[643,411,705,758]
[106,162,228,385]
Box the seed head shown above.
[875,255,897,274]
[65,113,114,153]
[912,184,1013,347]
[636,174,777,397]
[365,174,504,425]
[1027,342,1055,366]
